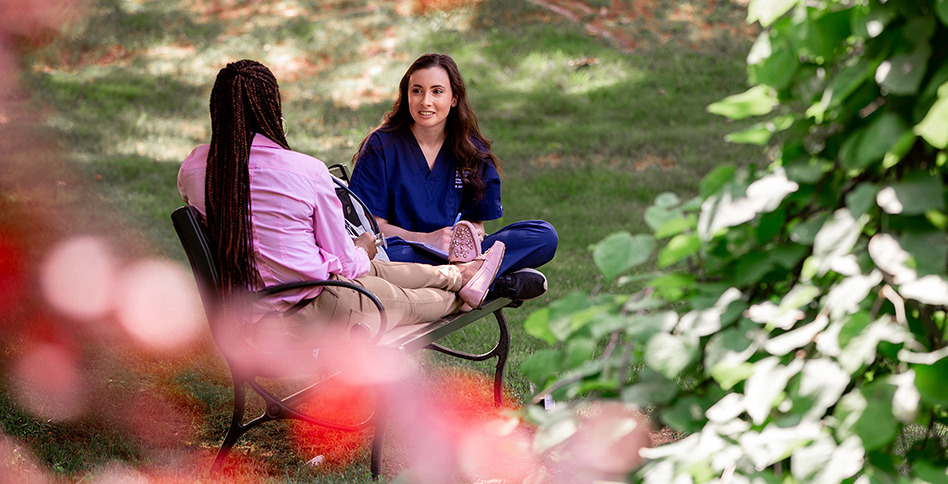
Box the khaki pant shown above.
[255,260,464,346]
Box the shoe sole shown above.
[449,220,481,263]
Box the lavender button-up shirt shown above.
[178,133,370,317]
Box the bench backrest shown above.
[171,205,230,343]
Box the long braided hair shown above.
[352,53,501,201]
[206,60,289,302]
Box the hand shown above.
[423,227,454,253]
[354,232,378,260]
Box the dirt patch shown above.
[527,0,757,52]
[633,153,677,171]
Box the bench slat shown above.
[379,297,513,352]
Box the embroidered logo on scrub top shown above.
[454,169,470,189]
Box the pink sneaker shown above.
[449,220,482,263]
[458,241,505,311]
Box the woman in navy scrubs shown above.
[348,53,558,300]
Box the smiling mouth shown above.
[418,111,435,116]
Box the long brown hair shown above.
[353,53,501,200]
[205,60,289,300]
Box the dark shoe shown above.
[490,268,547,301]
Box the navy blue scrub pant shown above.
[383,220,558,278]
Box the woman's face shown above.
[407,66,456,133]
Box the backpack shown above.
[329,165,389,262]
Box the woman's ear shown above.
[452,96,458,107]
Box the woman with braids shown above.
[349,53,557,302]
[178,60,505,343]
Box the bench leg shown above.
[211,376,248,474]
[424,308,513,407]
[492,308,511,407]
[369,394,388,479]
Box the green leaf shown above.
[520,348,563,384]
[806,57,879,123]
[655,192,681,208]
[657,234,701,268]
[733,251,775,286]
[592,232,656,282]
[757,209,786,244]
[927,209,948,230]
[681,196,703,212]
[655,214,697,239]
[903,14,937,46]
[790,213,829,245]
[769,243,808,269]
[725,123,775,145]
[650,273,696,301]
[700,165,736,199]
[644,205,680,232]
[711,362,756,389]
[827,58,877,109]
[916,462,948,484]
[856,384,897,451]
[846,182,878,218]
[785,157,829,184]
[725,115,794,145]
[889,172,946,215]
[748,32,798,90]
[833,389,867,441]
[565,338,597,368]
[587,312,627,340]
[850,112,911,170]
[707,85,778,120]
[836,384,897,452]
[913,356,948,406]
[622,370,678,406]
[791,8,850,63]
[747,0,800,27]
[573,378,620,396]
[900,231,947,277]
[915,83,948,149]
[877,45,932,96]
[547,292,592,341]
[917,63,948,121]
[624,312,672,341]
[661,395,710,433]
[524,307,555,345]
[645,332,699,379]
[939,0,948,27]
[882,131,917,169]
[839,311,872,348]
[851,3,896,39]
[704,324,757,374]
[549,301,610,342]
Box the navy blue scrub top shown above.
[349,128,503,233]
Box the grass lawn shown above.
[1,0,763,481]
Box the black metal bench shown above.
[171,205,517,478]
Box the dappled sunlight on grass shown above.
[1,0,769,480]
[501,50,642,95]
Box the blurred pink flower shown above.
[10,341,86,421]
[559,400,652,482]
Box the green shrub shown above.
[524,0,948,481]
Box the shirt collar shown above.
[252,132,284,149]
